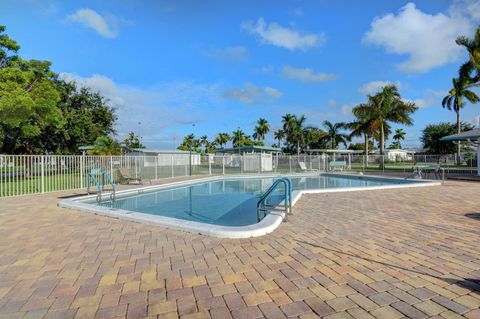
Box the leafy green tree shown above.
[323,120,349,149]
[0,25,20,68]
[368,85,417,154]
[34,80,117,154]
[0,26,117,154]
[348,141,375,151]
[421,122,474,155]
[123,132,144,150]
[442,77,479,162]
[0,25,65,154]
[253,118,270,141]
[304,127,327,150]
[0,60,63,154]
[89,135,122,155]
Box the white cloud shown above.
[202,46,248,62]
[241,17,323,51]
[255,65,274,74]
[326,99,354,116]
[281,65,338,83]
[363,2,474,73]
[224,83,283,104]
[60,73,221,139]
[358,80,402,95]
[65,8,120,38]
[405,89,446,108]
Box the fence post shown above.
[289,156,292,173]
[41,156,45,193]
[110,156,113,181]
[155,156,158,180]
[222,156,225,175]
[259,154,262,174]
[80,155,84,189]
[208,155,212,175]
[382,156,385,173]
[171,155,174,178]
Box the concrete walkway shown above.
[0,181,479,318]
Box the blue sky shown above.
[2,0,480,148]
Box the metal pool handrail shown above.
[86,169,116,202]
[257,177,292,222]
[405,165,445,183]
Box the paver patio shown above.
[0,180,479,318]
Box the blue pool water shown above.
[98,175,418,227]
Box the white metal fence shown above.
[0,153,477,197]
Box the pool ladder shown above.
[257,177,292,222]
[87,169,116,203]
[405,165,445,183]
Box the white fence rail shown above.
[0,153,477,197]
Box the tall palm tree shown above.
[199,135,210,153]
[392,128,406,149]
[281,114,308,156]
[323,120,350,149]
[442,77,480,162]
[274,129,285,148]
[214,133,230,148]
[231,129,246,147]
[253,118,270,141]
[369,85,417,155]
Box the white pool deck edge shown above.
[58,173,441,238]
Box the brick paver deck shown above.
[0,181,479,318]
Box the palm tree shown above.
[369,85,417,155]
[231,129,246,147]
[253,118,270,141]
[214,133,230,148]
[274,129,285,148]
[199,135,210,153]
[442,77,480,163]
[392,128,405,149]
[282,114,308,156]
[347,103,375,156]
[91,135,122,155]
[456,26,480,84]
[323,120,350,149]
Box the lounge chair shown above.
[299,162,318,172]
[118,168,142,184]
[329,161,347,171]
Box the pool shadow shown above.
[295,239,480,292]
[57,192,90,199]
[465,213,480,221]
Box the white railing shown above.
[0,153,477,197]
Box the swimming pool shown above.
[59,174,438,238]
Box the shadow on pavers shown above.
[295,239,480,292]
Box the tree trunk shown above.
[365,134,369,167]
[364,134,369,156]
[456,110,461,166]
[380,123,385,155]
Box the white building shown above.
[128,149,201,166]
